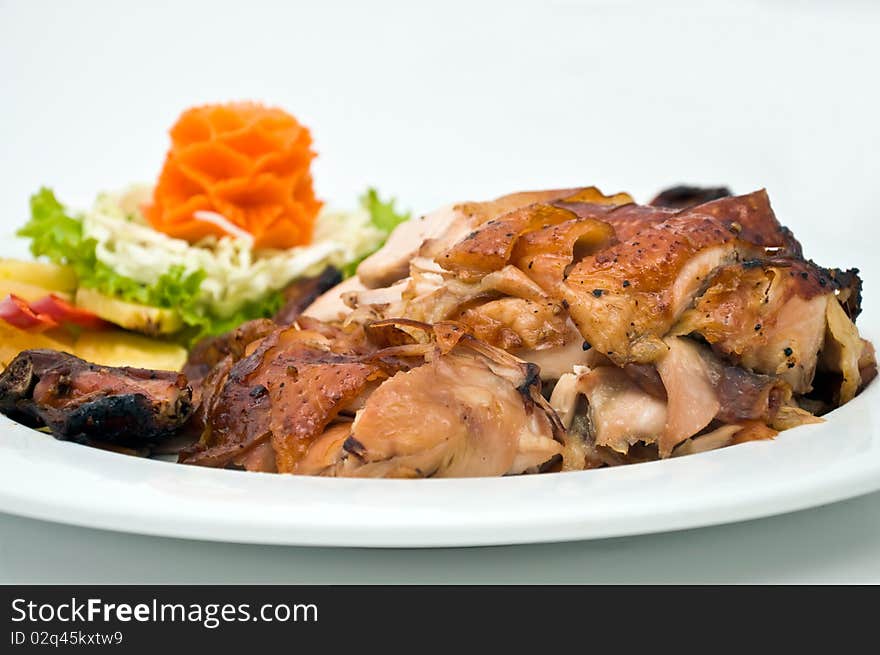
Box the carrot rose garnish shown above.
[145,102,322,250]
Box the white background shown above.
[1,0,879,582]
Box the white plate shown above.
[0,346,877,548]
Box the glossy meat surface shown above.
[181,320,565,476]
[180,323,388,472]
[564,214,755,364]
[314,347,561,478]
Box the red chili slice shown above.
[0,294,60,331]
[29,294,109,330]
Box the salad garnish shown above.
[145,103,322,250]
[9,102,410,348]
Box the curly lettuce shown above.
[340,188,411,277]
[360,187,411,233]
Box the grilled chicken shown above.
[295,184,873,468]
[549,338,796,460]
[182,319,564,477]
[564,214,760,364]
[374,263,571,353]
[438,191,625,282]
[298,326,564,478]
[680,190,801,254]
[358,187,630,288]
[1,184,874,476]
[671,256,872,407]
[180,321,388,472]
[672,259,833,393]
[0,349,192,443]
[655,336,791,456]
[578,366,668,454]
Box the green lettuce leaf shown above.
[360,187,411,233]
[176,290,284,345]
[340,188,412,277]
[19,188,90,267]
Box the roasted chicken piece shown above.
[183,318,565,477]
[437,190,625,283]
[357,186,631,288]
[654,336,792,456]
[509,212,616,296]
[610,189,800,254]
[671,258,866,400]
[550,336,803,461]
[563,214,759,365]
[306,188,630,360]
[682,190,802,256]
[576,366,668,455]
[180,320,387,472]
[561,191,805,366]
[346,261,572,353]
[337,196,622,360]
[0,349,192,443]
[295,321,565,478]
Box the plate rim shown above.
[0,376,878,548]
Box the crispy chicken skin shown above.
[681,190,802,256]
[608,189,799,253]
[438,189,626,282]
[182,319,565,476]
[301,334,563,478]
[672,259,833,393]
[563,214,758,364]
[180,322,387,472]
[357,187,627,289]
[0,349,192,443]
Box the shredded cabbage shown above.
[84,186,382,319]
[18,185,407,343]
